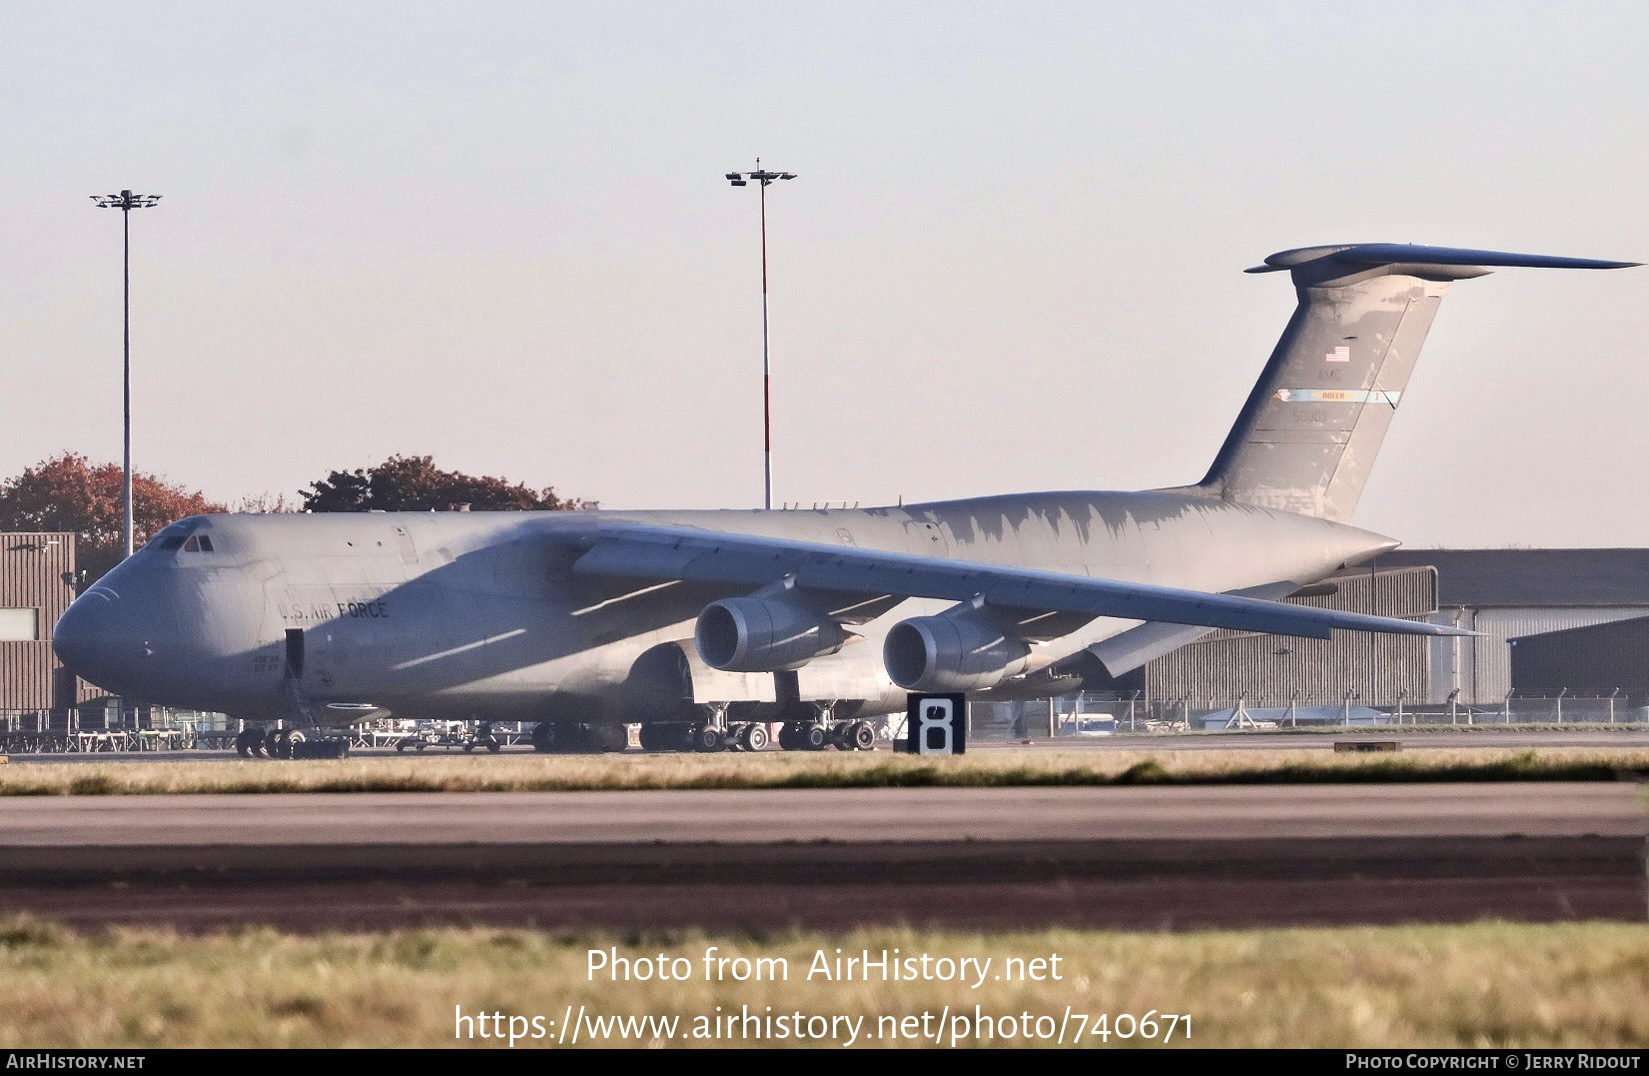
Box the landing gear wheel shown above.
[692,725,723,752]
[291,737,349,760]
[233,728,261,758]
[594,722,628,753]
[639,724,687,752]
[848,720,876,751]
[486,740,501,753]
[530,722,561,753]
[801,724,828,751]
[269,728,293,760]
[778,723,802,751]
[738,723,770,752]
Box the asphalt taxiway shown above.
[1,783,1642,932]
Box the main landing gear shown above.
[776,719,876,752]
[530,721,628,754]
[529,710,883,755]
[626,717,879,753]
[234,726,350,760]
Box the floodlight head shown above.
[724,172,742,181]
[91,190,162,210]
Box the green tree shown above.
[0,453,226,582]
[300,454,593,513]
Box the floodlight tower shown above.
[725,160,796,510]
[90,189,162,559]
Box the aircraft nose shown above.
[53,587,145,692]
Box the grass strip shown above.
[0,746,1646,796]
[3,917,1646,1048]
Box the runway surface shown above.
[2,783,1643,932]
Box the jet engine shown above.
[695,579,849,672]
[882,599,1032,693]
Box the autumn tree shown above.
[300,454,593,513]
[0,453,226,582]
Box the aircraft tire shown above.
[777,723,801,751]
[291,737,348,760]
[593,722,628,753]
[233,729,256,758]
[739,723,769,752]
[638,724,685,752]
[801,725,828,751]
[530,722,562,753]
[486,740,501,753]
[692,725,723,752]
[848,721,877,751]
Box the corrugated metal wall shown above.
[0,532,81,709]
[1509,616,1649,698]
[1145,566,1437,705]
[1464,607,1647,703]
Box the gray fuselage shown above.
[52,489,1395,725]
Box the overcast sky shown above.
[3,1,1645,548]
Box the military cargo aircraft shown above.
[51,243,1637,757]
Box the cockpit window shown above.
[145,522,194,551]
[145,522,214,554]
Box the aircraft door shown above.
[903,520,951,558]
[285,629,304,679]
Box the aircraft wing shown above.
[562,522,1472,640]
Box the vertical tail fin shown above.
[1196,243,1637,521]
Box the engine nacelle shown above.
[695,581,849,672]
[883,601,1032,693]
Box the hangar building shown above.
[0,531,88,716]
[1132,548,1649,715]
[1375,548,1649,706]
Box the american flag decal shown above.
[1326,346,1350,363]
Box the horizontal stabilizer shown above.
[1247,243,1639,276]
